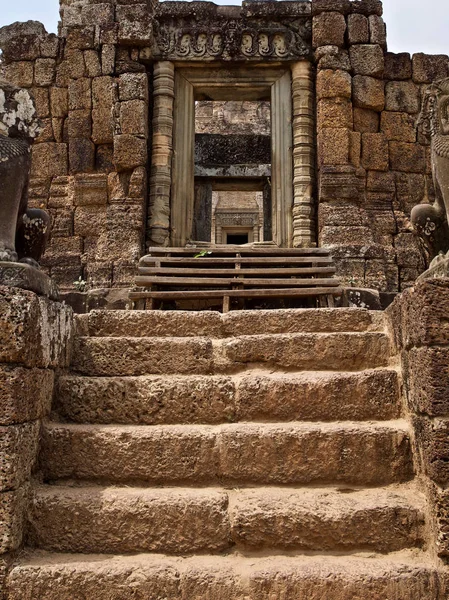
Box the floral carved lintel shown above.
[216,213,259,227]
[154,19,311,61]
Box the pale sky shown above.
[1,0,448,56]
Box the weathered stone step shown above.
[71,332,391,376]
[77,307,384,338]
[6,551,447,600]
[27,485,424,555]
[56,369,401,425]
[40,421,413,486]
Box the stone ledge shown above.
[0,263,58,301]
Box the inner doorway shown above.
[170,66,293,247]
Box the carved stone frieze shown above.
[216,212,258,227]
[154,2,312,62]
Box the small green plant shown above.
[194,250,213,258]
[73,276,88,292]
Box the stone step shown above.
[40,421,413,486]
[71,332,391,376]
[77,307,384,338]
[55,368,401,425]
[27,485,424,555]
[6,551,447,600]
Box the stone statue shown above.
[0,78,50,268]
[412,78,449,259]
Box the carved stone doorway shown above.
[170,65,294,247]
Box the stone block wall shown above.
[387,279,449,559]
[0,287,72,583]
[313,0,447,292]
[0,0,447,295]
[0,4,153,293]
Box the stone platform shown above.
[0,262,59,301]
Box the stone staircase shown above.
[5,308,448,598]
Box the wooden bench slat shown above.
[144,247,330,256]
[140,256,334,266]
[135,276,340,288]
[138,267,337,276]
[129,287,343,300]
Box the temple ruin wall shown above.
[0,0,446,297]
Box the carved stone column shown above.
[147,61,175,247]
[291,61,316,247]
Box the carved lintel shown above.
[153,6,311,62]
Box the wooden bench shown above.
[129,246,342,312]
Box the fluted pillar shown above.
[291,61,316,247]
[147,61,175,247]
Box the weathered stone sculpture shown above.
[412,78,449,259]
[0,78,49,267]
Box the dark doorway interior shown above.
[227,233,249,245]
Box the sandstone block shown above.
[353,107,379,132]
[222,332,390,371]
[31,143,68,178]
[92,76,115,107]
[81,3,115,27]
[319,164,366,200]
[50,208,74,237]
[40,236,83,268]
[406,345,449,416]
[92,107,114,144]
[67,109,92,139]
[40,33,59,59]
[319,203,370,228]
[230,487,423,553]
[390,142,426,173]
[353,75,385,111]
[50,87,68,118]
[32,87,50,119]
[349,44,384,77]
[34,58,56,87]
[316,69,352,100]
[116,4,153,46]
[0,486,27,553]
[349,131,361,167]
[69,138,95,173]
[114,135,147,171]
[318,128,350,165]
[0,422,39,492]
[350,0,383,16]
[385,81,420,114]
[0,288,72,369]
[361,133,389,171]
[312,0,351,15]
[319,224,374,245]
[66,26,95,51]
[129,166,147,198]
[414,417,449,484]
[381,111,416,143]
[369,15,386,47]
[57,374,236,425]
[74,174,108,206]
[219,421,412,486]
[236,369,400,421]
[96,145,114,173]
[72,336,214,376]
[101,44,116,75]
[68,78,92,110]
[29,486,230,554]
[315,46,351,71]
[120,99,148,136]
[347,13,369,44]
[384,52,412,80]
[84,50,102,78]
[367,171,395,192]
[118,72,148,101]
[412,53,449,84]
[74,206,107,237]
[2,61,34,88]
[313,12,346,48]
